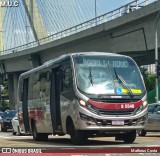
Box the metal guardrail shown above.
[0,0,157,56]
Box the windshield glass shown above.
[4,111,16,118]
[73,55,145,95]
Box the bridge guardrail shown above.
[0,0,156,56]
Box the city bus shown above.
[17,52,148,144]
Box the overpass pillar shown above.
[8,73,20,109]
[13,73,19,107]
[8,74,14,109]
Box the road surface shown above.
[0,130,160,156]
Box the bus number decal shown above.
[121,104,134,109]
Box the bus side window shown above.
[62,67,72,92]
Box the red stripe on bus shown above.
[88,99,142,110]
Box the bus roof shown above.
[44,52,129,65]
[19,52,130,79]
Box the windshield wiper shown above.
[114,68,133,97]
[88,68,94,86]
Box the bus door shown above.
[22,78,30,132]
[50,67,62,132]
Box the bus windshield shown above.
[73,55,145,96]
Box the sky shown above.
[97,0,133,15]
[1,0,155,51]
[2,0,134,50]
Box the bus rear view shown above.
[71,53,147,144]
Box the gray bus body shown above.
[18,52,148,144]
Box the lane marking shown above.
[0,135,31,139]
[145,145,160,147]
[0,136,12,139]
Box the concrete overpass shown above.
[0,0,160,108]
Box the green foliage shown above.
[140,67,160,93]
[1,80,8,89]
[145,74,156,92]
[2,100,9,108]
[0,80,8,96]
[1,89,8,95]
[148,85,160,104]
[1,80,8,86]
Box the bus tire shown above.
[32,122,48,141]
[123,130,136,143]
[137,129,146,136]
[68,121,87,145]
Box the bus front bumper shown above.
[77,112,148,131]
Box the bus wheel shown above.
[123,130,136,143]
[68,121,87,145]
[137,129,146,136]
[32,122,48,141]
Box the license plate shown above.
[112,120,124,125]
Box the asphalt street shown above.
[0,130,160,156]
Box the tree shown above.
[145,74,156,92]
[0,80,8,96]
[140,66,160,93]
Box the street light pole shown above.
[95,0,97,25]
[95,0,97,18]
[155,11,160,103]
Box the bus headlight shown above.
[79,99,86,106]
[142,100,148,109]
[134,100,148,115]
[79,99,99,115]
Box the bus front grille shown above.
[91,98,138,103]
[98,109,135,116]
[95,118,138,126]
